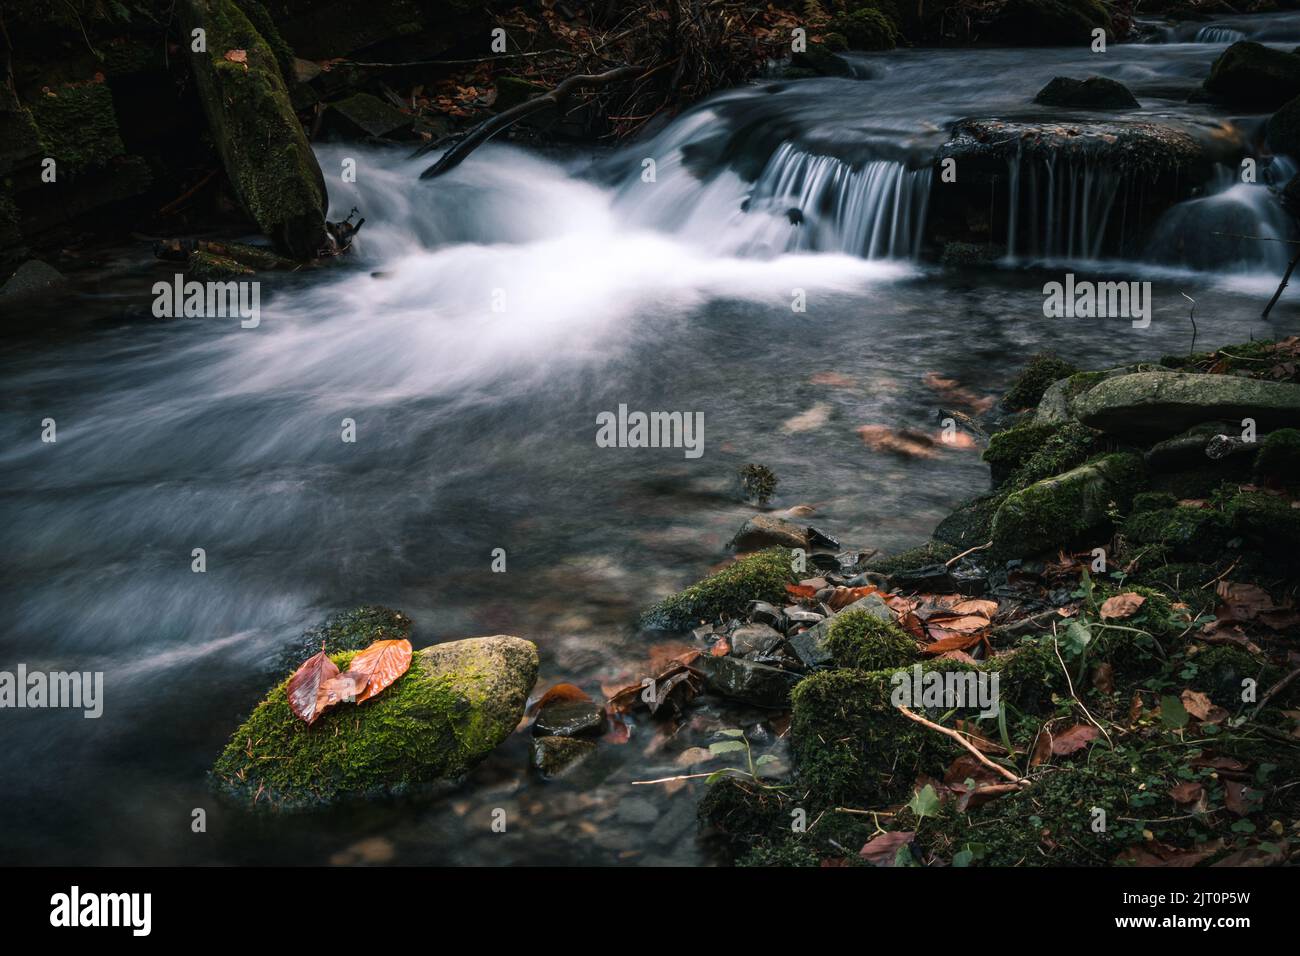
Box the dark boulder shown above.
[1203,41,1300,110]
[1034,76,1139,110]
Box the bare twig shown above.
[1051,631,1113,749]
[945,540,992,567]
[420,64,646,179]
[895,705,1029,786]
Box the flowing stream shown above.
[1,15,1299,865]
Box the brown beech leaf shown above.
[315,670,369,717]
[348,638,413,704]
[857,424,939,459]
[1050,724,1099,756]
[1223,780,1251,817]
[859,830,915,866]
[1092,662,1115,695]
[1180,689,1229,724]
[827,585,880,611]
[1100,592,1145,620]
[1116,839,1223,867]
[287,648,339,724]
[529,682,591,715]
[1169,781,1204,805]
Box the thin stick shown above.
[630,770,724,785]
[1263,249,1300,320]
[945,540,992,567]
[1256,666,1300,714]
[895,705,1028,786]
[1051,631,1114,749]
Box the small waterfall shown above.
[1145,173,1297,274]
[745,143,932,259]
[1002,151,1129,261]
[1194,26,1246,43]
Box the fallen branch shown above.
[1052,632,1113,749]
[1263,248,1300,321]
[895,705,1029,787]
[1256,666,1300,715]
[420,64,645,179]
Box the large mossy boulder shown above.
[1203,41,1300,110]
[991,452,1144,559]
[1072,371,1300,439]
[988,0,1113,46]
[212,635,538,809]
[180,0,327,259]
[1034,76,1139,110]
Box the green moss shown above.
[29,83,125,174]
[274,605,411,673]
[984,421,1056,483]
[213,640,528,809]
[737,843,823,867]
[791,662,986,808]
[933,493,1004,547]
[188,250,254,280]
[1226,491,1300,559]
[992,641,1068,713]
[830,7,900,50]
[181,0,326,258]
[868,541,959,575]
[1255,428,1300,486]
[640,548,792,631]
[1186,646,1269,707]
[1131,491,1178,513]
[825,610,919,671]
[925,745,1194,866]
[1002,353,1078,410]
[233,0,296,84]
[1122,505,1233,561]
[991,452,1145,560]
[1011,422,1103,489]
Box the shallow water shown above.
[2,17,1299,865]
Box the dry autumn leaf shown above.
[1100,592,1145,620]
[287,647,339,724]
[859,830,915,866]
[348,638,413,704]
[1050,724,1099,756]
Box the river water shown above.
[1,15,1298,865]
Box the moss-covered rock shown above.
[1204,41,1300,109]
[1001,352,1077,410]
[824,609,919,671]
[830,7,900,50]
[1072,371,1300,439]
[639,548,793,631]
[868,541,959,575]
[188,250,254,280]
[273,605,412,673]
[212,635,538,809]
[1255,427,1300,486]
[991,452,1145,559]
[1226,490,1300,559]
[984,422,1057,484]
[180,0,327,258]
[1122,505,1234,561]
[324,92,415,140]
[28,82,125,174]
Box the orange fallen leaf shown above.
[287,647,339,724]
[1100,592,1145,620]
[349,638,413,704]
[1050,724,1098,756]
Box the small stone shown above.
[746,600,785,628]
[695,654,802,708]
[788,593,893,669]
[617,797,661,825]
[531,736,596,778]
[534,699,606,738]
[730,623,785,659]
[730,513,809,551]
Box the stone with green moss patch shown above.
[212,635,538,809]
[1001,352,1077,410]
[1255,428,1300,486]
[824,609,919,671]
[1226,491,1300,559]
[639,547,792,631]
[180,0,327,258]
[29,83,125,174]
[991,452,1144,559]
[1122,505,1233,561]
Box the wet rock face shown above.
[531,735,596,778]
[1072,372,1300,440]
[180,0,328,258]
[730,514,809,552]
[1033,76,1139,110]
[988,0,1113,46]
[694,654,802,708]
[533,699,606,738]
[1204,41,1300,110]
